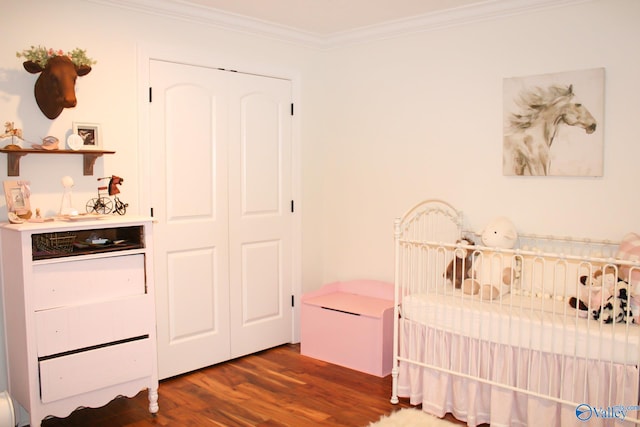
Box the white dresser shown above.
[0,216,158,427]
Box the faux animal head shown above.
[480,217,518,249]
[23,56,92,119]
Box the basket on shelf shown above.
[34,232,76,254]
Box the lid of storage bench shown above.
[303,292,393,318]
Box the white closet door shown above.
[150,60,231,379]
[149,59,294,379]
[227,73,293,358]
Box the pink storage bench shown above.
[300,280,394,377]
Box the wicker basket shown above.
[34,232,76,254]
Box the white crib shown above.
[390,199,640,427]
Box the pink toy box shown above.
[301,280,394,377]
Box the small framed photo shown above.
[4,180,31,215]
[72,122,102,150]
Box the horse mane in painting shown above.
[508,85,574,130]
[503,84,597,176]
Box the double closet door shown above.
[149,59,294,379]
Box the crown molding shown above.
[324,0,593,48]
[86,0,594,50]
[86,0,324,47]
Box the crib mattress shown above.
[401,291,640,365]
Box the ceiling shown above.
[92,0,588,48]
[174,0,487,35]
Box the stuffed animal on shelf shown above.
[444,238,475,289]
[568,269,615,318]
[462,217,519,300]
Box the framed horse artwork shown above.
[503,68,604,177]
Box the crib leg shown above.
[390,366,399,404]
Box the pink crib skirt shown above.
[397,320,639,427]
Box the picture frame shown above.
[503,68,604,177]
[72,122,102,150]
[4,180,31,215]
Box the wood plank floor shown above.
[38,344,462,427]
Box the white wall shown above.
[2,0,318,217]
[316,0,640,285]
[0,0,320,396]
[0,0,638,401]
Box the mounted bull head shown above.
[23,56,92,119]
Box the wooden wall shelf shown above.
[0,149,116,176]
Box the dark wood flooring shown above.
[38,344,463,427]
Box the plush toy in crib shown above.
[615,232,640,322]
[568,269,615,318]
[593,280,639,324]
[574,267,640,323]
[462,217,519,300]
[616,232,640,287]
[444,238,475,289]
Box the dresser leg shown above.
[148,386,159,414]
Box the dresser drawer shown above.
[39,338,152,403]
[33,254,146,310]
[35,295,153,357]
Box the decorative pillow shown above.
[616,233,640,286]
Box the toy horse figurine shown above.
[106,175,128,215]
[2,122,23,139]
[86,176,128,215]
[1,122,24,148]
[108,175,124,196]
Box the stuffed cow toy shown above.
[463,217,519,300]
[568,269,615,318]
[592,280,638,324]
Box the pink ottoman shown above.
[301,280,394,377]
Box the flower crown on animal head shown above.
[16,46,96,67]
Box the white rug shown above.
[368,409,459,427]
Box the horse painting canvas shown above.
[503,68,604,176]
